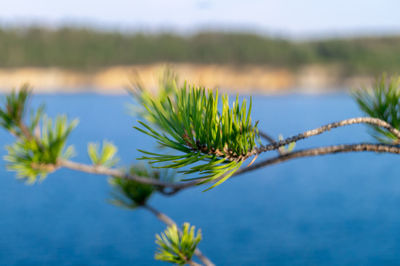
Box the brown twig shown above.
[253,117,400,155]
[234,143,400,177]
[57,159,200,191]
[143,204,215,266]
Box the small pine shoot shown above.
[155,223,202,265]
[0,86,78,183]
[4,115,78,183]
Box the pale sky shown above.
[1,0,400,37]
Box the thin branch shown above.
[143,204,175,226]
[18,122,34,141]
[253,117,400,155]
[235,143,400,177]
[57,159,200,190]
[143,204,215,266]
[189,261,201,266]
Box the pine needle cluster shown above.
[0,86,77,183]
[134,80,260,190]
[155,223,202,265]
[108,165,174,208]
[353,74,400,143]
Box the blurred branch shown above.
[57,159,199,192]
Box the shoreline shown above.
[0,63,374,94]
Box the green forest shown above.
[1,27,400,74]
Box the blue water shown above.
[1,93,400,265]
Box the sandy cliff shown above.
[0,64,374,94]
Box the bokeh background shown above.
[2,1,400,265]
[1,0,400,93]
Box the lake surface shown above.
[1,93,400,265]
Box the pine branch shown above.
[161,117,400,192]
[133,74,400,189]
[15,115,400,194]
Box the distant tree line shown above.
[1,27,400,74]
